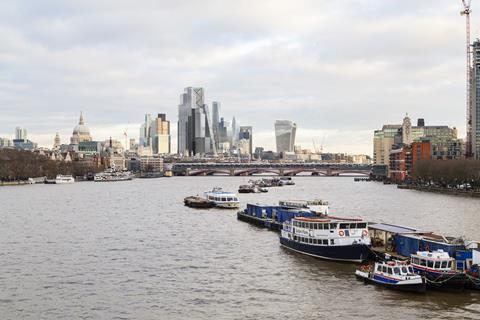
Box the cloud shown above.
[0,0,471,154]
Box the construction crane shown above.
[461,0,473,157]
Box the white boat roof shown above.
[414,250,451,260]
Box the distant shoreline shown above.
[397,184,480,198]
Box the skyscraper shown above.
[15,127,27,140]
[139,114,153,148]
[472,40,480,159]
[153,114,171,154]
[177,87,217,156]
[275,120,297,153]
[239,126,253,155]
[212,101,220,150]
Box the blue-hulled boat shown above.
[355,260,426,293]
[280,216,371,262]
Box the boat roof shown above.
[295,216,364,222]
[369,223,425,234]
[279,199,328,206]
[413,250,452,260]
[206,191,236,195]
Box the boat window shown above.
[309,238,313,244]
[441,261,448,268]
[434,261,441,269]
[317,223,322,230]
[420,259,426,267]
[401,267,408,274]
[349,223,356,229]
[377,265,382,272]
[324,224,329,230]
[222,197,227,201]
[323,239,328,245]
[330,239,334,245]
[393,267,400,275]
[382,266,387,273]
[408,267,414,273]
[339,223,349,229]
[427,260,434,268]
[411,257,417,264]
[227,197,233,201]
[357,223,367,229]
[387,268,392,275]
[329,223,336,229]
[293,236,297,241]
[447,261,452,268]
[234,198,238,201]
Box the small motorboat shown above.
[184,196,215,208]
[355,260,426,293]
[238,184,256,193]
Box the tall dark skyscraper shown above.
[177,87,217,156]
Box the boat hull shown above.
[280,237,371,262]
[413,267,466,292]
[355,273,426,293]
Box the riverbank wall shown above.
[397,185,480,198]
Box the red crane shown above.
[461,0,473,157]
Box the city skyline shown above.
[0,1,475,154]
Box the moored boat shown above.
[355,260,426,293]
[204,187,240,209]
[184,196,215,208]
[410,250,466,291]
[280,216,371,262]
[94,168,134,182]
[55,175,75,184]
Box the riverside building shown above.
[471,40,480,159]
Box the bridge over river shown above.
[171,163,388,177]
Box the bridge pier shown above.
[230,168,235,176]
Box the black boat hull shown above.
[280,237,371,262]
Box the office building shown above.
[153,114,171,154]
[15,127,27,140]
[239,126,253,155]
[275,120,297,153]
[177,87,216,156]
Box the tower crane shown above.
[461,0,473,157]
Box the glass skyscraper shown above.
[275,120,297,153]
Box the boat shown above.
[204,187,240,209]
[237,199,330,231]
[355,260,426,293]
[94,168,134,182]
[238,184,258,193]
[410,250,467,291]
[55,175,75,184]
[279,176,295,185]
[280,216,371,262]
[184,196,215,208]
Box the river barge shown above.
[184,196,215,208]
[280,216,371,262]
[355,260,426,293]
[237,200,329,231]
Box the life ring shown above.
[362,230,368,236]
[339,230,345,237]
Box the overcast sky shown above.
[0,0,474,154]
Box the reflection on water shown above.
[0,177,479,319]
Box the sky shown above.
[0,0,475,154]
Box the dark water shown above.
[1,177,480,319]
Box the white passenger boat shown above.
[55,175,75,184]
[280,216,371,262]
[94,168,134,182]
[355,260,426,293]
[204,187,240,209]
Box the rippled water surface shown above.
[1,177,480,319]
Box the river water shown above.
[1,177,480,319]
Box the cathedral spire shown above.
[79,111,85,125]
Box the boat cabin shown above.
[410,250,455,272]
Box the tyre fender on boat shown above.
[362,230,368,237]
[339,230,345,237]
